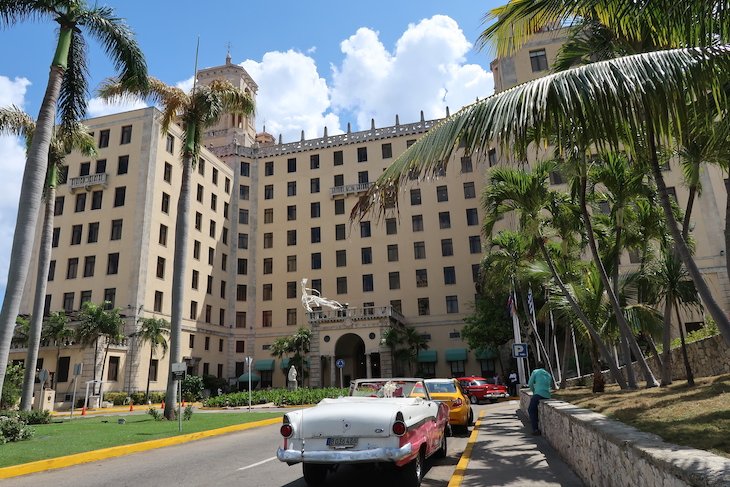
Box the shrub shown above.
[103,392,130,406]
[17,409,52,425]
[147,407,163,421]
[183,404,194,421]
[0,364,24,410]
[202,387,347,408]
[202,374,228,395]
[0,415,34,443]
[182,375,204,402]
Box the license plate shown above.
[327,437,358,448]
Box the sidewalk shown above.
[455,400,584,487]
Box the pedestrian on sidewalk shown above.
[527,362,552,435]
[508,370,519,397]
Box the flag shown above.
[528,286,535,317]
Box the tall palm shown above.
[353,47,730,348]
[401,327,429,375]
[0,0,147,400]
[482,162,628,387]
[0,106,95,410]
[99,77,254,419]
[42,311,72,389]
[131,317,169,401]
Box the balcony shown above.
[69,173,108,191]
[307,305,404,325]
[330,182,373,198]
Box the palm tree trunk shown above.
[674,306,695,386]
[559,327,571,389]
[646,126,730,347]
[146,348,154,401]
[0,62,65,401]
[579,175,656,388]
[538,240,628,389]
[20,181,57,410]
[613,225,636,386]
[165,150,194,420]
[725,176,730,290]
[588,341,605,393]
[661,298,673,386]
[682,187,696,241]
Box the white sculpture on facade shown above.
[301,278,345,312]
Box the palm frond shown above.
[0,105,35,143]
[59,31,89,128]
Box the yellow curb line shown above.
[447,410,486,487]
[0,416,281,479]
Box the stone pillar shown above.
[329,355,336,387]
[366,353,372,379]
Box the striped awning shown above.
[445,348,468,362]
[254,359,275,371]
[417,350,438,363]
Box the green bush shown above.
[183,404,194,421]
[202,374,228,395]
[129,391,165,405]
[202,387,347,408]
[103,392,130,406]
[182,375,204,402]
[147,407,163,421]
[0,364,24,410]
[17,409,52,425]
[0,415,34,444]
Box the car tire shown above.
[435,429,448,459]
[469,395,478,405]
[468,408,474,426]
[303,463,329,486]
[399,449,423,487]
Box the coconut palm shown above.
[99,76,254,419]
[12,316,31,348]
[75,301,124,395]
[0,0,147,400]
[131,317,169,401]
[381,326,406,376]
[0,106,96,410]
[42,311,72,389]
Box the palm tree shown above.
[42,311,72,389]
[100,77,254,419]
[0,0,147,400]
[75,301,124,395]
[269,327,312,387]
[381,326,406,376]
[12,316,30,348]
[402,327,429,376]
[131,317,170,401]
[352,47,730,348]
[0,106,96,410]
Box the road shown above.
[1,408,479,487]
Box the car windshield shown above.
[472,380,489,386]
[425,381,457,393]
[350,380,426,398]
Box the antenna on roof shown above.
[192,36,200,96]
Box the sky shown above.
[0,0,502,300]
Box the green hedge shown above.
[202,387,347,408]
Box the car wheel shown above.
[469,395,478,405]
[435,429,448,459]
[303,463,329,486]
[399,450,423,487]
[468,408,474,426]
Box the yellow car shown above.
[425,378,474,433]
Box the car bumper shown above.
[484,392,509,399]
[276,443,413,464]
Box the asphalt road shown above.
[1,409,477,487]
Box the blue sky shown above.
[0,0,502,300]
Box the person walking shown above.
[508,370,519,397]
[527,362,552,435]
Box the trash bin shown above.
[88,395,101,409]
[34,388,55,412]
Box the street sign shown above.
[335,359,345,369]
[512,343,528,359]
[73,363,83,376]
[171,370,186,381]
[38,369,49,384]
[171,362,186,373]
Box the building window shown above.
[530,49,548,72]
[262,311,272,328]
[240,185,250,200]
[166,133,174,153]
[385,218,397,235]
[117,155,129,175]
[337,277,348,294]
[110,219,123,240]
[48,260,56,281]
[225,177,230,194]
[469,235,482,254]
[99,129,110,148]
[418,298,430,316]
[334,150,343,166]
[156,256,165,279]
[161,192,170,213]
[91,190,103,210]
[311,252,321,269]
[381,143,392,159]
[264,208,273,224]
[120,125,132,144]
[335,224,346,240]
[240,161,250,176]
[210,193,217,212]
[287,308,297,326]
[265,161,274,176]
[208,248,214,266]
[80,290,92,305]
[113,186,126,207]
[80,161,90,176]
[93,157,105,173]
[264,184,273,199]
[263,257,273,274]
[310,154,320,169]
[83,256,95,277]
[439,211,451,229]
[441,238,454,257]
[154,291,163,312]
[287,205,297,221]
[464,182,476,199]
[67,258,79,279]
[446,295,459,313]
[449,360,466,377]
[310,177,320,193]
[416,269,428,287]
[436,185,448,202]
[287,281,297,299]
[311,227,321,243]
[357,147,367,162]
[107,253,119,275]
[192,270,199,289]
[103,288,116,307]
[412,215,424,232]
[358,171,369,184]
[193,241,201,259]
[410,189,421,205]
[287,229,297,246]
[361,247,372,265]
[287,181,297,196]
[466,208,479,226]
[107,356,120,381]
[310,202,320,218]
[444,266,456,285]
[87,222,99,243]
[236,312,246,328]
[389,271,400,290]
[198,159,205,176]
[287,157,296,173]
[71,224,82,245]
[212,167,218,185]
[264,232,273,248]
[224,202,229,219]
[237,284,247,301]
[387,244,399,262]
[336,250,347,267]
[54,196,64,216]
[287,255,297,272]
[63,292,74,312]
[461,156,473,173]
[75,193,86,212]
[334,199,345,215]
[209,220,216,238]
[196,184,204,202]
[220,281,226,299]
[360,221,371,238]
[362,274,374,292]
[237,258,248,275]
[190,301,198,320]
[52,227,60,247]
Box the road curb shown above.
[0,416,281,479]
[447,410,485,487]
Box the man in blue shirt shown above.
[527,362,552,435]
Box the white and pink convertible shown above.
[276,378,450,486]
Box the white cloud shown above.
[330,15,493,130]
[176,76,194,93]
[86,96,148,118]
[241,50,341,142]
[0,76,32,294]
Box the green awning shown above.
[475,348,498,360]
[445,348,468,362]
[238,372,260,382]
[281,358,309,369]
[254,359,275,371]
[417,350,438,363]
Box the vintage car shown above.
[276,378,450,487]
[457,376,510,404]
[424,378,473,432]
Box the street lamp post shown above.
[245,356,252,412]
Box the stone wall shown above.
[565,335,730,388]
[519,391,730,486]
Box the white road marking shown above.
[237,456,277,471]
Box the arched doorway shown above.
[335,333,366,385]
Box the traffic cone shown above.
[129,400,134,412]
[81,406,86,416]
[161,400,165,410]
[182,399,185,407]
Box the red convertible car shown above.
[277,378,450,486]
[457,376,509,404]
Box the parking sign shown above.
[512,343,528,358]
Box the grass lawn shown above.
[0,411,281,467]
[553,373,730,459]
